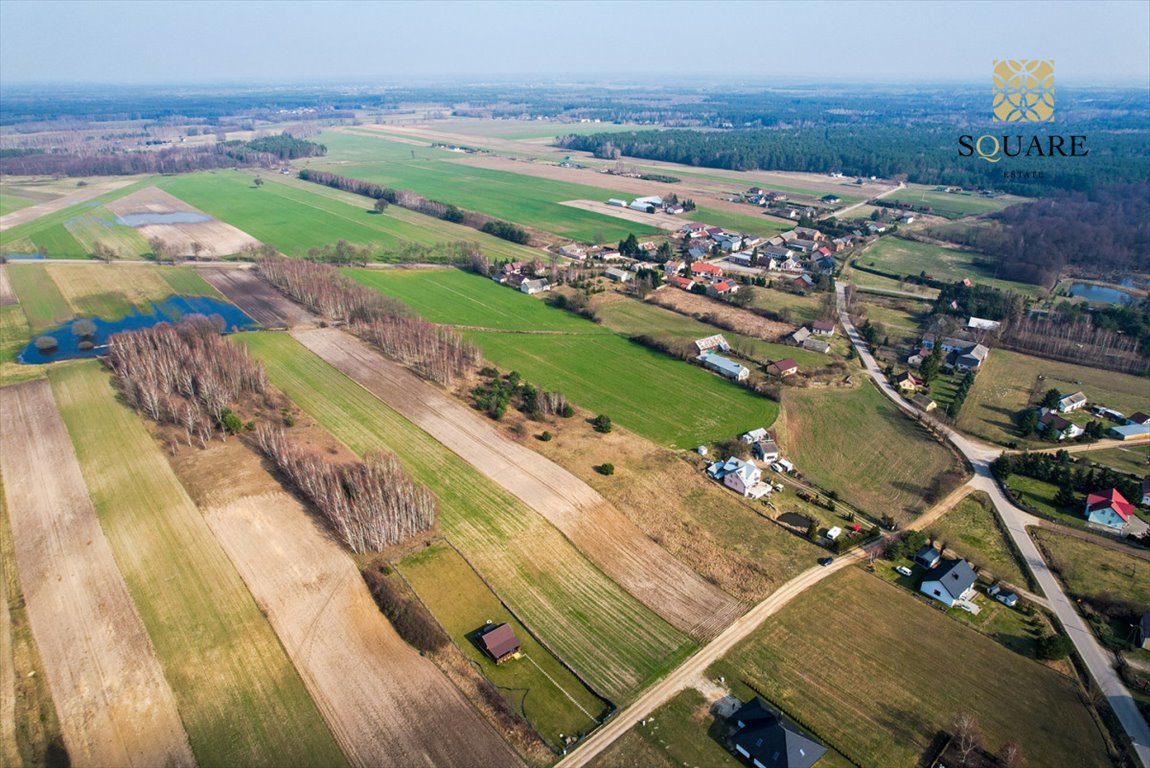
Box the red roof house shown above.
[1084,488,1134,530]
[478,623,521,664]
[691,261,723,277]
[768,358,799,377]
[708,279,738,296]
[669,275,696,291]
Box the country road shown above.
[822,180,905,221]
[835,282,1150,767]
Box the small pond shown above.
[19,295,256,364]
[1,253,47,260]
[778,512,814,528]
[1066,282,1137,305]
[115,212,212,227]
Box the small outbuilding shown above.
[913,545,941,570]
[477,623,521,664]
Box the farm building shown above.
[477,623,521,664]
[920,558,978,608]
[1084,488,1134,530]
[696,334,732,354]
[951,343,989,372]
[560,244,587,259]
[914,545,941,569]
[752,440,780,462]
[768,359,799,377]
[1110,423,1150,441]
[699,351,750,382]
[811,320,835,336]
[731,698,827,768]
[801,338,831,354]
[604,267,633,283]
[790,327,812,345]
[792,274,814,289]
[708,279,739,297]
[728,251,756,267]
[1056,391,1088,413]
[820,194,841,204]
[911,394,937,412]
[520,279,551,295]
[606,198,627,207]
[741,427,769,444]
[1128,412,1150,426]
[1038,409,1084,441]
[967,317,1001,332]
[669,275,696,291]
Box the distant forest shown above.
[555,128,1150,196]
[0,134,325,176]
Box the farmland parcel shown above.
[49,362,347,768]
[0,380,194,768]
[242,332,693,702]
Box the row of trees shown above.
[480,220,529,244]
[257,257,476,385]
[298,168,398,201]
[255,424,436,553]
[107,315,266,447]
[991,450,1142,505]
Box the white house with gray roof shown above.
[920,558,978,608]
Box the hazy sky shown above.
[1,0,1147,86]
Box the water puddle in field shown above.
[115,212,212,226]
[778,512,814,528]
[19,295,256,364]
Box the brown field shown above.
[203,483,521,767]
[293,327,745,640]
[560,200,682,230]
[198,266,318,327]
[647,288,796,342]
[0,178,140,232]
[0,477,20,767]
[105,186,260,256]
[0,266,16,306]
[0,380,193,768]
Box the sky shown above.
[1,0,1147,87]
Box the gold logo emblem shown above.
[993,60,1054,122]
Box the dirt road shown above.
[556,547,871,768]
[205,489,522,768]
[0,179,139,232]
[199,266,319,327]
[0,381,193,768]
[293,327,745,640]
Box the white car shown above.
[895,565,913,577]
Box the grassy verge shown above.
[49,362,347,768]
[1074,444,1150,478]
[241,332,692,702]
[925,491,1029,587]
[399,542,610,749]
[710,568,1111,767]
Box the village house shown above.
[790,327,812,345]
[1084,488,1134,530]
[793,226,825,242]
[681,222,709,238]
[699,351,750,381]
[815,255,837,274]
[664,204,684,215]
[786,239,819,254]
[762,245,791,263]
[728,251,756,267]
[820,194,841,205]
[520,278,551,295]
[559,243,587,260]
[801,338,831,354]
[664,260,685,275]
[920,558,978,608]
[811,320,835,336]
[603,267,632,283]
[707,457,770,499]
[792,274,815,289]
[911,393,937,412]
[752,440,780,462]
[893,371,923,393]
[768,358,799,377]
[708,279,739,298]
[687,246,708,261]
[669,275,696,291]
[731,698,827,768]
[691,261,724,278]
[477,623,521,664]
[1037,408,1085,441]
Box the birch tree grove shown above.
[258,256,478,385]
[255,424,436,552]
[108,315,266,446]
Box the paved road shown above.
[555,546,873,768]
[835,282,1150,767]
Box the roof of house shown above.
[812,320,835,333]
[794,274,814,286]
[926,558,978,601]
[769,358,798,373]
[1129,412,1150,425]
[711,279,737,293]
[742,428,769,442]
[894,371,923,386]
[756,440,780,456]
[479,623,520,659]
[1058,392,1088,409]
[670,275,695,289]
[1085,488,1134,523]
[691,261,723,275]
[732,699,827,768]
[699,352,749,379]
[1038,409,1074,431]
[695,334,730,352]
[911,394,937,409]
[967,317,1001,331]
[915,544,941,564]
[791,327,812,344]
[603,268,631,280]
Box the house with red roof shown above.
[691,261,723,278]
[768,358,799,377]
[708,279,738,297]
[1084,488,1134,530]
[669,275,696,291]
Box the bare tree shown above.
[148,236,178,265]
[953,712,981,767]
[1000,741,1024,768]
[91,240,117,262]
[190,241,205,261]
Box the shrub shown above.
[1037,633,1071,660]
[538,431,553,442]
[360,566,448,653]
[34,335,58,351]
[560,403,575,418]
[591,414,613,433]
[220,408,244,435]
[596,463,615,476]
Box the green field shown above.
[5,264,73,330]
[853,295,931,345]
[0,192,37,216]
[957,348,1150,447]
[861,236,1039,294]
[465,330,776,447]
[1033,528,1150,611]
[844,266,941,299]
[241,332,691,701]
[62,205,150,256]
[345,268,598,332]
[0,304,43,387]
[777,381,961,520]
[884,187,1024,218]
[349,268,777,446]
[0,179,154,257]
[926,492,1028,587]
[306,131,661,242]
[399,542,609,748]
[592,295,830,369]
[49,362,346,768]
[711,568,1111,768]
[1005,475,1094,529]
[748,285,826,326]
[1075,444,1150,477]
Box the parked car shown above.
[995,592,1019,608]
[895,565,913,577]
[818,557,834,567]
